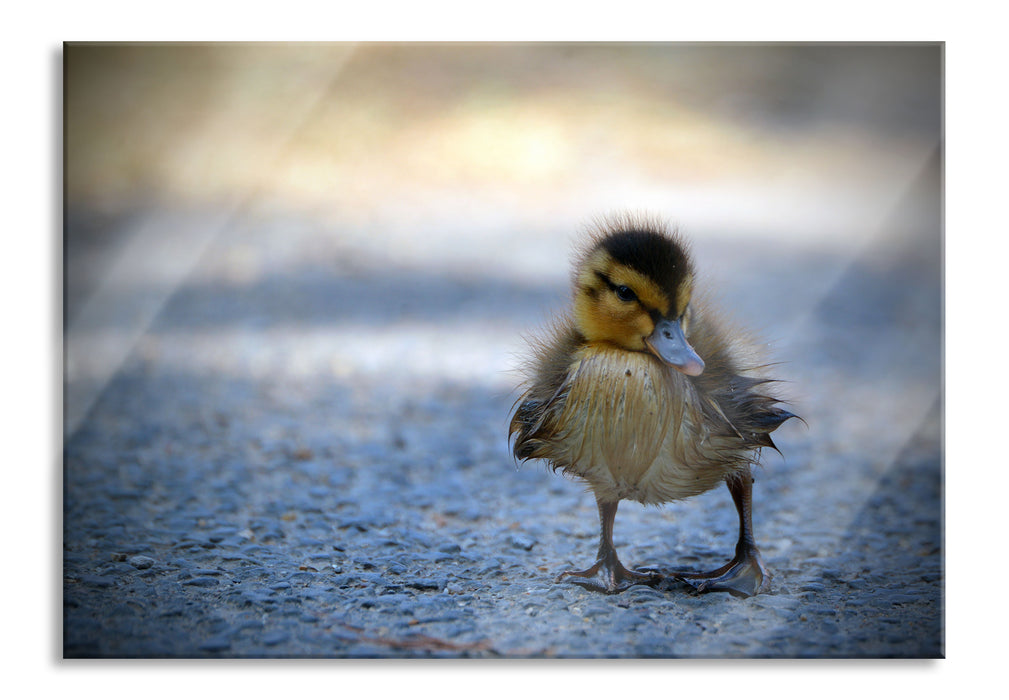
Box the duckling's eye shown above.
[614,285,637,302]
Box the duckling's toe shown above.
[672,551,770,598]
[556,559,661,594]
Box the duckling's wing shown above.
[510,323,583,463]
[510,379,571,462]
[708,375,797,453]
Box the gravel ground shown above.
[62,160,941,659]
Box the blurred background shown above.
[64,42,941,435]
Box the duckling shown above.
[509,215,797,597]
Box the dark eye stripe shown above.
[594,271,639,303]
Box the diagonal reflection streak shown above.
[749,144,942,652]
[64,45,358,439]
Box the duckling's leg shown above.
[556,497,660,594]
[673,470,770,597]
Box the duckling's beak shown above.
[646,318,705,376]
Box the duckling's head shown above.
[573,221,705,376]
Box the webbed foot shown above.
[557,557,660,594]
[671,548,769,598]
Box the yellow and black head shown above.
[573,221,704,376]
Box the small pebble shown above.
[509,534,537,552]
[263,631,291,646]
[198,637,231,652]
[184,577,221,587]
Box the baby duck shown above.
[509,215,796,597]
